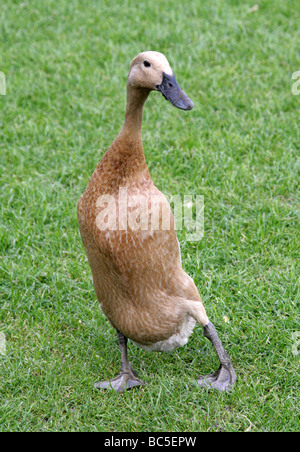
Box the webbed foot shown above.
[95,371,146,393]
[198,363,236,392]
[198,322,237,392]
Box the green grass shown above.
[0,0,300,432]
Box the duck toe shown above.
[94,372,147,393]
[198,364,236,392]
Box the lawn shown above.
[0,0,299,432]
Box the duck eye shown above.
[143,60,151,68]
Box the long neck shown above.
[119,84,150,140]
[95,85,151,187]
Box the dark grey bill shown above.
[156,72,194,111]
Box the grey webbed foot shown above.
[198,363,236,392]
[95,371,146,393]
[198,322,237,392]
[95,330,146,393]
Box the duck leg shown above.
[186,300,236,391]
[94,330,146,393]
[198,321,237,392]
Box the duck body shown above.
[78,132,199,351]
[78,52,236,392]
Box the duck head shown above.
[127,51,194,111]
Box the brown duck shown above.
[77,51,236,392]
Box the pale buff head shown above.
[128,51,173,90]
[127,51,194,110]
